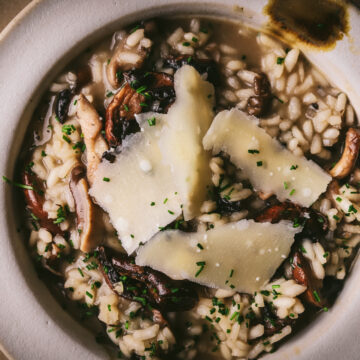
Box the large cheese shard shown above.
[203,109,331,207]
[90,66,214,254]
[160,65,214,220]
[136,220,301,293]
[89,113,182,254]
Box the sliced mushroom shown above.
[55,89,72,124]
[22,170,63,235]
[76,94,108,185]
[163,55,220,86]
[256,202,328,240]
[326,179,340,207]
[106,31,151,88]
[292,251,325,308]
[246,72,272,117]
[105,71,174,147]
[69,165,103,253]
[261,302,293,335]
[97,246,198,312]
[330,128,360,179]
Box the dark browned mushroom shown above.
[246,73,272,117]
[261,302,293,336]
[292,251,325,308]
[22,170,63,235]
[105,71,175,147]
[255,202,328,240]
[163,55,220,86]
[330,128,360,179]
[69,166,104,253]
[97,246,198,312]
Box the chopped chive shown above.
[168,210,174,215]
[136,85,147,94]
[130,234,134,238]
[348,205,357,213]
[205,315,213,322]
[276,57,285,64]
[41,150,47,157]
[163,198,168,204]
[289,189,295,196]
[248,149,260,154]
[103,177,110,182]
[323,307,328,312]
[187,56,192,63]
[274,95,284,103]
[192,37,198,42]
[78,268,84,277]
[290,165,298,170]
[125,320,129,329]
[333,215,340,221]
[229,269,234,278]
[197,243,204,250]
[182,41,191,47]
[284,181,289,190]
[195,261,206,277]
[260,290,270,296]
[86,291,93,299]
[124,104,129,111]
[73,99,78,106]
[313,290,321,302]
[150,201,155,206]
[323,251,329,258]
[133,296,147,306]
[256,161,263,167]
[272,284,280,289]
[62,135,71,143]
[147,117,156,126]
[336,197,342,202]
[106,91,114,97]
[2,176,34,190]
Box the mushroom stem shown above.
[76,95,108,185]
[330,128,360,179]
[69,165,103,252]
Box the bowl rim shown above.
[1,0,360,359]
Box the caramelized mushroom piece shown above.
[97,246,198,312]
[261,303,293,336]
[292,251,325,308]
[330,128,360,179]
[76,95,108,185]
[256,202,328,240]
[163,55,220,86]
[22,170,63,235]
[246,73,271,117]
[69,166,103,253]
[105,71,174,147]
[106,29,151,88]
[55,89,72,124]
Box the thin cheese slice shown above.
[203,109,331,207]
[159,65,214,220]
[136,220,301,293]
[90,66,214,254]
[89,113,182,254]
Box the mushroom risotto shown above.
[8,16,360,360]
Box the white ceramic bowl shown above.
[1,0,360,359]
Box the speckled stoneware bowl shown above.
[1,0,360,359]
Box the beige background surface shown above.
[0,1,32,358]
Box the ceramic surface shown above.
[1,1,360,359]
